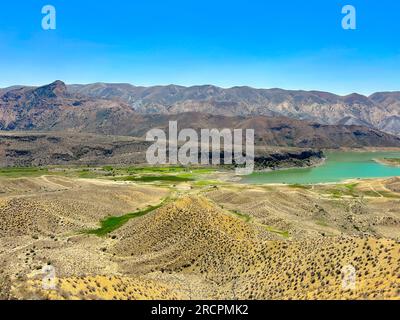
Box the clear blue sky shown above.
[0,0,399,95]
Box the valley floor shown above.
[0,167,399,300]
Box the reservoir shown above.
[242,151,400,184]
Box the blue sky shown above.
[0,0,399,95]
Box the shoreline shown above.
[373,158,400,167]
[324,147,400,152]
[239,175,400,187]
[237,152,400,186]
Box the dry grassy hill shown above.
[206,180,400,240]
[1,174,399,300]
[0,176,168,237]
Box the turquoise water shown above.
[242,152,400,184]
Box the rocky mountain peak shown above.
[33,80,67,98]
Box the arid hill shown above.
[0,131,327,167]
[4,184,399,300]
[0,132,151,167]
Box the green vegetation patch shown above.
[194,180,222,187]
[0,167,49,177]
[76,169,103,179]
[263,225,290,238]
[85,202,165,236]
[323,183,359,198]
[344,183,359,192]
[231,210,252,223]
[228,208,289,238]
[114,166,215,175]
[315,219,329,227]
[0,165,216,181]
[116,175,194,183]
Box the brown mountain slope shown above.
[0,132,152,167]
[0,81,135,132]
[67,83,400,135]
[1,81,400,148]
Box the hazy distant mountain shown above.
[68,83,400,136]
[0,85,27,96]
[1,81,400,149]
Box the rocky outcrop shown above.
[0,132,325,170]
[253,150,324,170]
[0,132,151,167]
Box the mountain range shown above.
[68,82,400,136]
[1,80,400,149]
